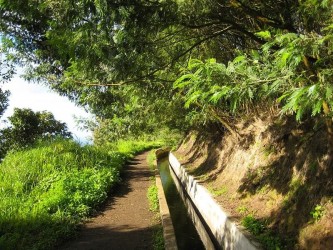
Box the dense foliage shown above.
[0,1,333,155]
[0,139,158,250]
[0,108,71,159]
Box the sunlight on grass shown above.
[0,138,157,250]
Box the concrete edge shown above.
[169,152,261,250]
[154,150,178,250]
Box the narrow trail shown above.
[60,151,156,250]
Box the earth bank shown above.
[174,113,333,250]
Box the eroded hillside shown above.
[175,114,333,249]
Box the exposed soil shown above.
[60,151,156,250]
[174,115,333,249]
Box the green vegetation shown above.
[310,204,325,222]
[208,185,228,197]
[147,183,165,250]
[241,215,282,250]
[147,185,159,213]
[0,139,156,250]
[146,150,157,170]
[152,225,164,250]
[2,0,332,154]
[237,205,249,215]
[2,0,330,145]
[0,88,9,117]
[147,182,164,250]
[146,151,164,250]
[0,108,71,159]
[1,0,333,248]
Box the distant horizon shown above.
[1,73,93,144]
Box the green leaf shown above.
[248,88,254,99]
[326,86,333,100]
[277,92,290,103]
[184,91,202,108]
[188,59,204,70]
[279,51,291,67]
[230,98,238,113]
[209,86,231,104]
[321,0,331,7]
[226,62,235,75]
[256,31,271,40]
[251,50,260,60]
[233,55,246,64]
[207,58,217,64]
[173,74,195,88]
[312,101,322,116]
[296,108,304,121]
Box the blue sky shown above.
[1,74,93,144]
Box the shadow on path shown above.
[60,226,154,250]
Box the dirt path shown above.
[60,151,156,250]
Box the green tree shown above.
[0,42,11,117]
[0,108,71,158]
[1,0,332,151]
[0,88,9,117]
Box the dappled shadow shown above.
[301,235,333,250]
[126,158,141,165]
[269,170,333,247]
[239,117,326,194]
[0,213,155,250]
[179,122,261,182]
[237,117,333,247]
[176,116,333,247]
[123,165,152,180]
[181,127,226,178]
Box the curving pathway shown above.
[60,151,155,250]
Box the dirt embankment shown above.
[174,115,333,249]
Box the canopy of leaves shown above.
[0,0,332,142]
[174,25,333,122]
[0,0,302,94]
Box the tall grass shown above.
[0,138,157,250]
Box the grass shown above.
[0,138,157,250]
[241,215,282,250]
[310,204,325,222]
[152,225,164,250]
[147,185,159,212]
[147,183,164,250]
[146,150,157,170]
[146,150,164,250]
[208,185,228,196]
